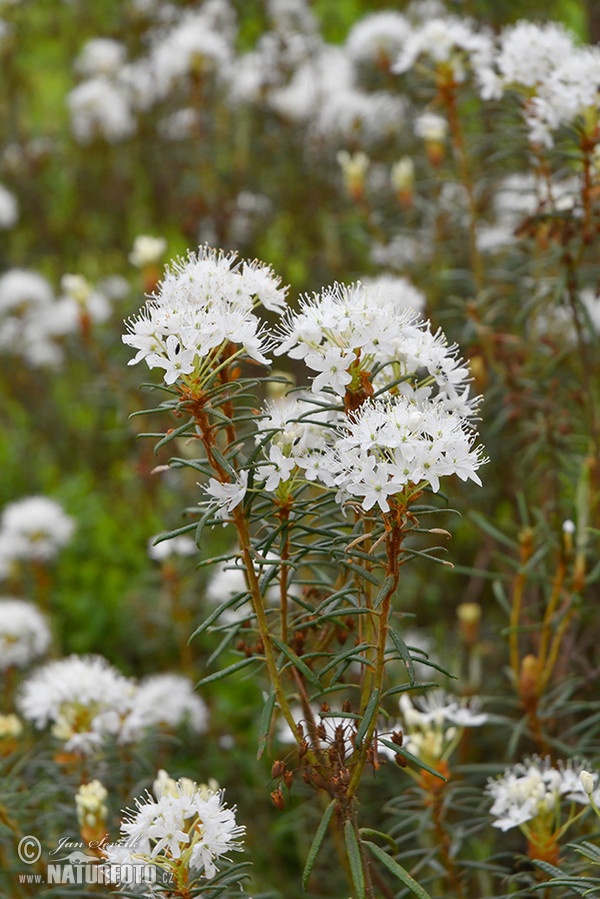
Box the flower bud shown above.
[581,770,595,795]
[337,150,370,201]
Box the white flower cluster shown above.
[346,12,411,70]
[276,280,472,411]
[487,756,596,832]
[0,183,18,229]
[0,496,75,569]
[393,15,492,83]
[120,674,209,743]
[68,3,237,143]
[0,598,51,671]
[325,394,485,508]
[123,246,287,386]
[104,770,244,884]
[0,269,116,368]
[477,21,600,146]
[17,655,209,754]
[399,689,487,765]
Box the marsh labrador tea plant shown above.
[124,244,486,896]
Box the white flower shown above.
[393,15,492,83]
[75,38,127,78]
[346,12,411,69]
[129,235,167,268]
[68,77,136,144]
[17,654,135,755]
[205,471,248,520]
[256,444,297,492]
[414,112,447,143]
[123,246,287,387]
[0,598,51,670]
[477,21,576,101]
[0,269,53,314]
[399,690,486,764]
[105,774,244,882]
[487,756,593,832]
[276,280,475,412]
[0,184,18,228]
[0,496,75,562]
[147,534,197,562]
[315,395,484,509]
[121,674,209,743]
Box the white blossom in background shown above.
[393,15,492,83]
[0,598,51,670]
[123,245,287,387]
[17,654,136,755]
[0,496,75,563]
[313,88,406,147]
[0,184,18,228]
[399,690,487,765]
[75,38,127,78]
[121,674,209,743]
[477,20,576,101]
[355,275,426,315]
[268,46,354,124]
[205,550,296,624]
[56,273,112,325]
[0,269,64,364]
[147,534,196,562]
[414,112,447,143]
[68,77,136,144]
[346,11,411,70]
[487,756,597,832]
[148,5,236,97]
[103,772,244,884]
[129,235,167,268]
[524,45,600,147]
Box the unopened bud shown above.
[337,150,370,201]
[457,602,482,645]
[581,770,595,795]
[391,156,414,207]
[414,113,447,167]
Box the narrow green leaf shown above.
[382,681,438,699]
[271,637,322,690]
[340,561,381,585]
[189,592,247,640]
[378,740,447,782]
[151,522,198,545]
[373,574,397,609]
[355,689,380,747]
[210,445,236,477]
[358,828,397,852]
[153,417,195,452]
[302,800,336,890]
[196,657,259,686]
[257,692,276,761]
[469,512,517,549]
[388,626,416,684]
[344,821,366,899]
[364,840,431,899]
[319,643,373,677]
